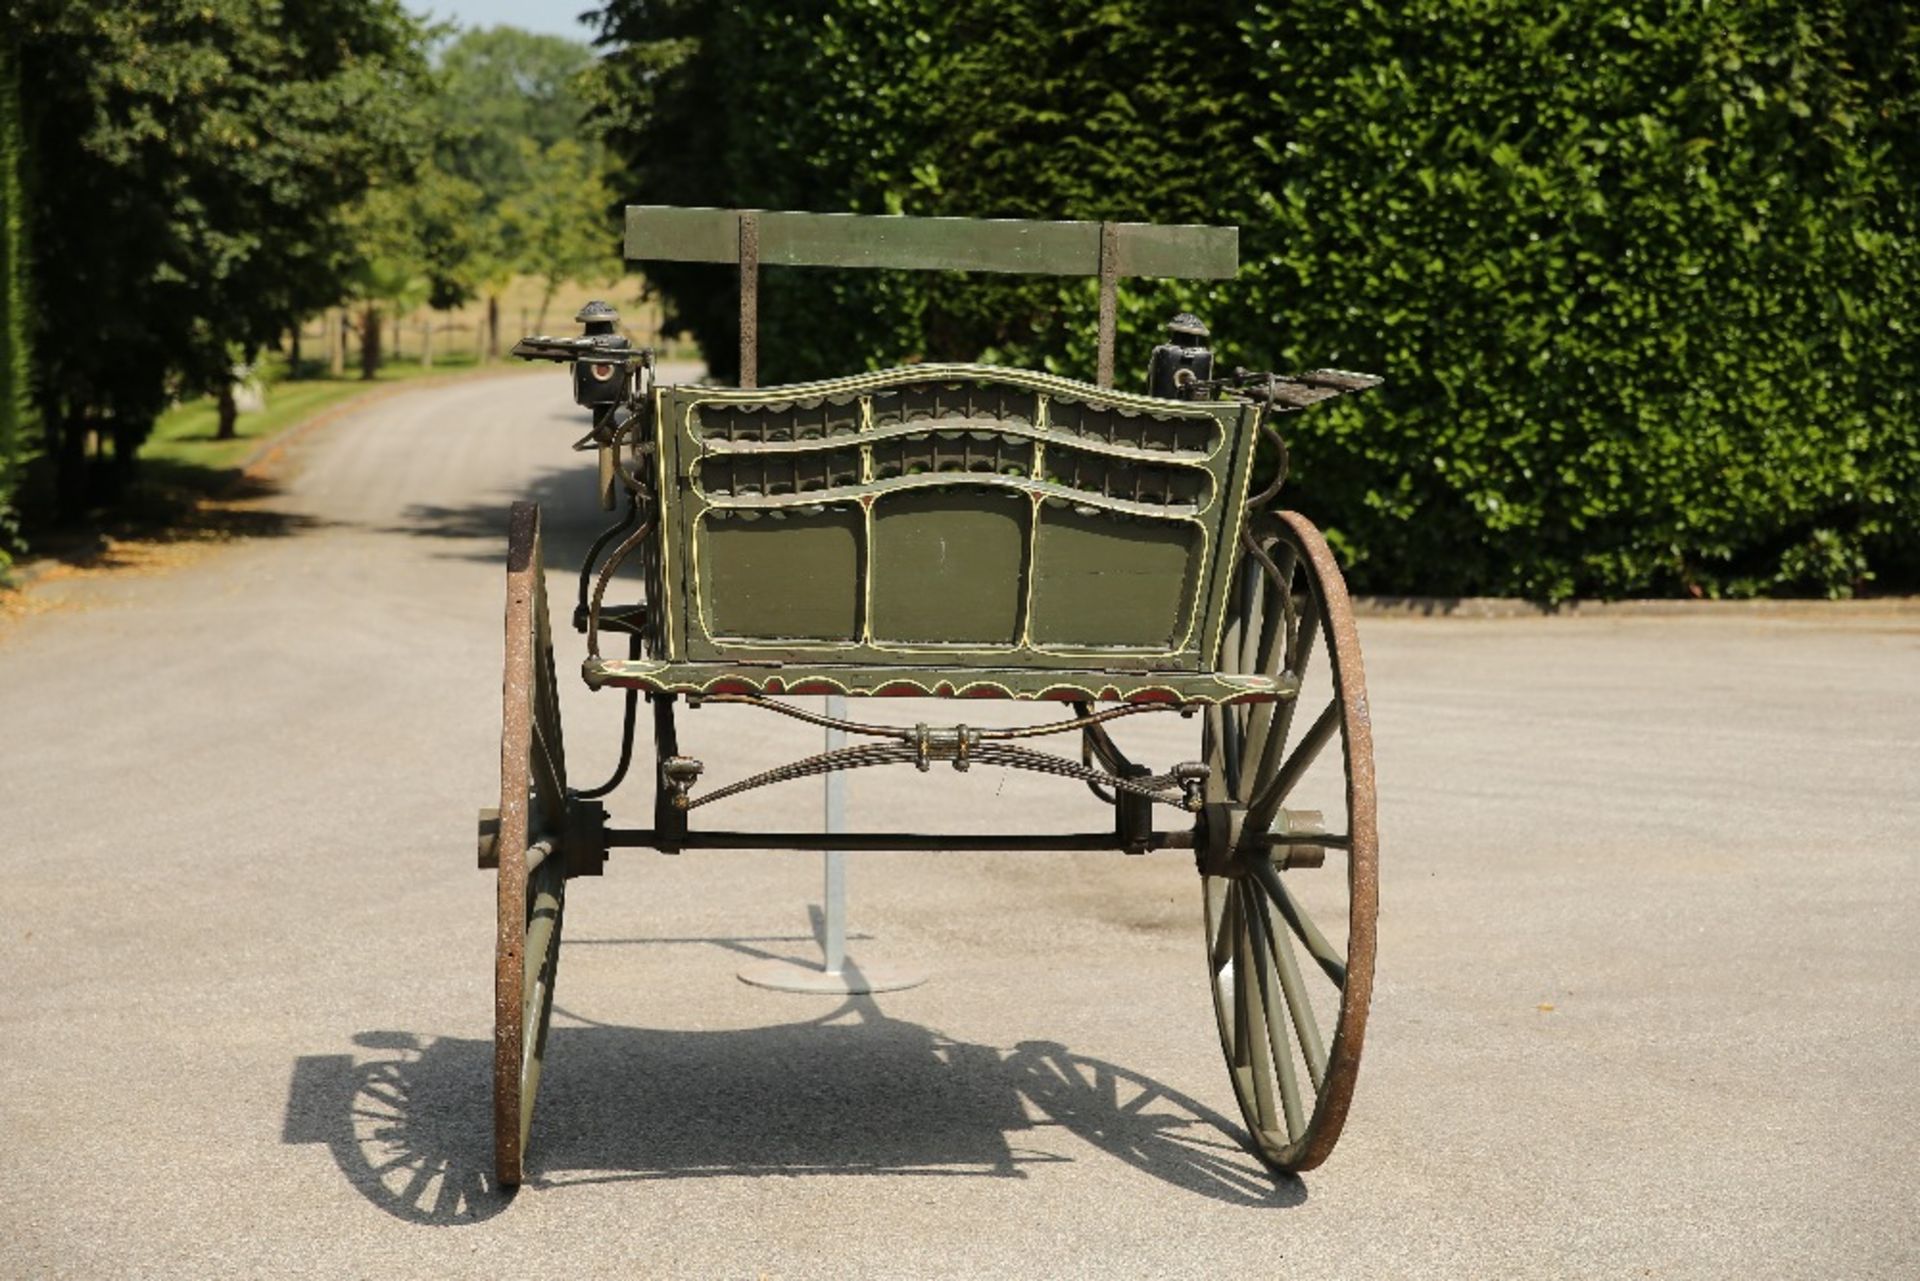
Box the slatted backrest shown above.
[647,363,1261,677]
[623,206,1239,389]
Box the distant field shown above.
[290,273,696,366]
[133,272,697,505]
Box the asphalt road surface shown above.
[2,371,1915,1279]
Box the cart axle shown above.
[591,825,1330,860]
[605,827,1168,853]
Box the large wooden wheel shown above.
[495,502,569,1187]
[1200,510,1378,1172]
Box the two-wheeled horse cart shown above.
[486,207,1381,1186]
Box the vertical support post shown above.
[736,688,927,996]
[822,693,848,976]
[1096,220,1119,389]
[738,211,760,390]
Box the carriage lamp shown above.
[570,300,633,408]
[1147,311,1215,400]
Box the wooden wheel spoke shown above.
[1243,888,1307,1140]
[1239,558,1269,681]
[1220,699,1243,790]
[1231,884,1280,1132]
[1272,698,1340,804]
[1249,856,1347,988]
[518,864,564,1150]
[1226,889,1250,1067]
[1234,558,1295,800]
[1246,698,1340,836]
[1202,706,1230,806]
[528,716,568,829]
[1289,586,1321,679]
[1269,543,1299,654]
[1254,888,1329,1089]
[1208,885,1235,974]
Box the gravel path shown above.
[2,370,1915,1278]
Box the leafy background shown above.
[593,0,1919,599]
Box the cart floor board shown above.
[582,656,1292,704]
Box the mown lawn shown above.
[143,352,494,474]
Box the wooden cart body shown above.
[487,206,1383,1189]
[599,365,1274,705]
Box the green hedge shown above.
[595,0,1920,598]
[0,46,29,572]
[1230,0,1920,598]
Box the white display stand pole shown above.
[738,695,927,995]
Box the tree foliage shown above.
[593,0,1920,598]
[9,0,431,508]
[589,0,1260,385]
[498,139,622,333]
[431,25,602,352]
[1232,0,1920,598]
[0,42,30,567]
[433,25,596,206]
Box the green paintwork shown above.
[1029,506,1199,649]
[624,363,1266,701]
[703,506,863,640]
[581,656,1297,704]
[624,206,1239,279]
[870,490,1028,645]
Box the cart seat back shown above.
[647,364,1262,680]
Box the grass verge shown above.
[143,352,493,474]
[2,354,515,605]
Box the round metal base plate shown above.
[737,957,928,995]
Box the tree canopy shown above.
[432,25,598,207]
[10,0,432,504]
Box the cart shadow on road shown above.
[379,462,618,568]
[284,944,1303,1226]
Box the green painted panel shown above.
[654,366,1258,673]
[870,490,1029,645]
[700,507,863,641]
[1029,505,1200,650]
[1112,222,1239,280]
[624,205,743,265]
[624,207,1238,279]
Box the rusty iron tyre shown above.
[495,502,569,1188]
[1199,510,1379,1173]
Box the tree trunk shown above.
[360,304,381,380]
[487,294,499,361]
[534,279,558,336]
[54,410,87,519]
[215,378,238,441]
[109,419,139,491]
[288,323,302,375]
[421,314,433,368]
[331,309,346,378]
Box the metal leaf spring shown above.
[683,740,1196,812]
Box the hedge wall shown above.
[594,0,1920,598]
[0,45,29,572]
[1231,0,1920,598]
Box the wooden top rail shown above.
[622,205,1240,389]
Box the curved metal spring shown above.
[683,738,1197,813]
